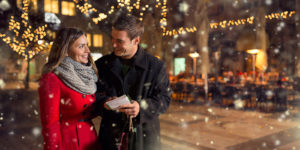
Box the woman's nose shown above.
[85,46,90,53]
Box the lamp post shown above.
[189,52,200,83]
[246,49,260,82]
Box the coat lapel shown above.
[131,48,148,101]
[109,56,124,87]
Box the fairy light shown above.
[210,11,295,29]
[0,0,48,60]
[73,1,295,36]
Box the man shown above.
[95,14,171,150]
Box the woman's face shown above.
[68,35,90,64]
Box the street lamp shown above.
[189,52,199,83]
[246,49,260,82]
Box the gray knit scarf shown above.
[55,57,97,95]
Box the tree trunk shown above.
[24,52,30,89]
[295,1,300,77]
[195,0,209,103]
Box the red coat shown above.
[39,73,99,150]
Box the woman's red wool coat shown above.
[39,73,98,150]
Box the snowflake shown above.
[202,46,208,52]
[180,41,186,47]
[207,108,213,113]
[193,115,198,120]
[180,118,185,122]
[32,127,41,137]
[204,117,209,123]
[285,110,290,116]
[279,22,285,28]
[265,90,274,97]
[34,109,39,115]
[234,99,244,109]
[276,26,282,31]
[0,79,5,89]
[233,1,239,8]
[178,1,189,14]
[265,0,272,5]
[181,122,188,128]
[274,140,281,146]
[49,94,54,99]
[8,131,14,135]
[140,100,148,110]
[173,34,178,39]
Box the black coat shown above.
[95,47,171,150]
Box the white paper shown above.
[105,95,131,110]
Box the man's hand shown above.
[118,101,140,118]
[104,97,117,110]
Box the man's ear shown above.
[133,36,140,45]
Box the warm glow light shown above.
[246,49,261,54]
[73,1,295,36]
[189,52,199,58]
[0,0,48,60]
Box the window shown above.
[30,0,38,13]
[174,58,186,76]
[93,34,103,47]
[86,33,91,46]
[61,1,76,16]
[44,0,59,14]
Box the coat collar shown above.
[110,46,147,70]
[132,46,147,70]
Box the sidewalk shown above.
[1,81,39,90]
[160,101,300,150]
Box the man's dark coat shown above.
[95,47,171,150]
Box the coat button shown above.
[82,95,86,98]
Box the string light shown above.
[73,0,295,36]
[210,11,295,29]
[0,0,48,60]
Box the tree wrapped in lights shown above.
[73,0,197,37]
[0,0,48,89]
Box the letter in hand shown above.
[104,95,131,110]
[118,101,140,118]
[104,96,117,110]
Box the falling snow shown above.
[0,0,299,149]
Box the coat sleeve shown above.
[38,73,62,150]
[138,63,172,123]
[94,59,110,117]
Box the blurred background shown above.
[0,0,300,149]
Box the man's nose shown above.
[112,40,117,48]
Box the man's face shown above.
[111,29,139,59]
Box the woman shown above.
[39,28,99,150]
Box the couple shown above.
[38,14,171,150]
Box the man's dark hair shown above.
[112,14,144,40]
